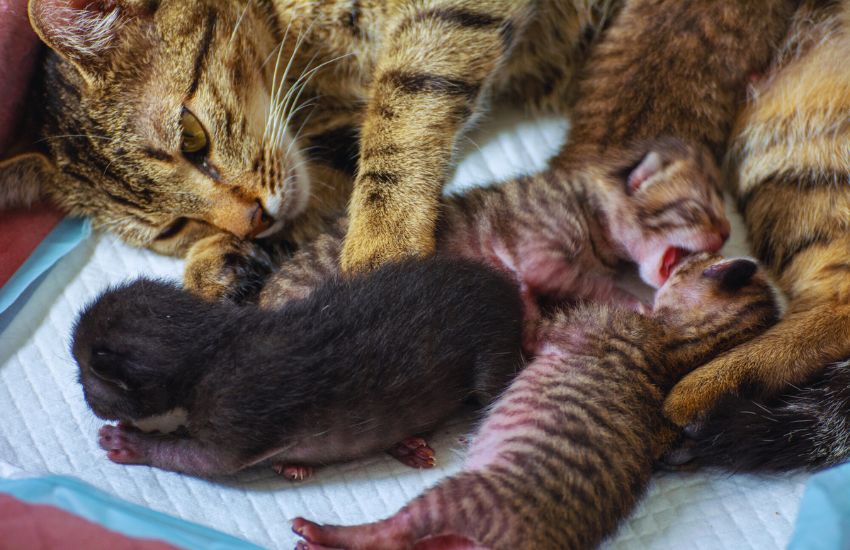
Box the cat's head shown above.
[653,252,780,336]
[3,0,313,254]
[73,278,212,422]
[600,137,731,288]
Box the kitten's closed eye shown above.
[89,348,131,391]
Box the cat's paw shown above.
[340,220,435,273]
[184,233,275,301]
[664,360,737,426]
[98,425,149,465]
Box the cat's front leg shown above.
[664,303,850,426]
[98,425,245,477]
[340,2,535,272]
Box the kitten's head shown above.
[653,252,780,338]
[4,0,315,254]
[73,278,211,422]
[601,137,731,288]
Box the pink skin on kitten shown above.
[99,425,438,481]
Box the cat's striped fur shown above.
[257,137,728,334]
[661,1,850,472]
[292,253,782,550]
[3,1,796,295]
[2,0,613,288]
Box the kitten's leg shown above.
[340,1,534,272]
[98,425,246,477]
[664,303,850,426]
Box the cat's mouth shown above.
[658,247,688,283]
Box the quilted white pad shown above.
[0,112,809,549]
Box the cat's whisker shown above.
[227,0,251,51]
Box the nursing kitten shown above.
[1,0,612,280]
[256,136,729,345]
[292,253,782,550]
[662,2,850,470]
[75,258,524,479]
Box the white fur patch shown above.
[133,407,189,434]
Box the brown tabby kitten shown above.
[0,0,612,289]
[291,253,782,550]
[257,137,729,345]
[663,1,850,435]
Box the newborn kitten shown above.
[292,253,781,550]
[75,258,524,479]
[258,137,728,346]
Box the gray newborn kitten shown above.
[75,258,524,480]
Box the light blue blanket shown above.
[789,462,850,550]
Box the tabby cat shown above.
[1,0,792,296]
[291,253,782,550]
[660,0,850,471]
[1,0,611,279]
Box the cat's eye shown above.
[180,109,208,155]
[154,217,188,241]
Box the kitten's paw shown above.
[340,222,435,273]
[272,463,314,481]
[184,233,275,301]
[387,437,436,469]
[98,425,148,465]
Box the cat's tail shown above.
[292,469,554,550]
[665,360,850,472]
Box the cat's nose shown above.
[209,200,272,238]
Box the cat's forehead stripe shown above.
[187,12,218,99]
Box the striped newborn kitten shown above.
[257,137,728,338]
[292,252,781,550]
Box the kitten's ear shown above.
[626,151,664,193]
[0,152,55,209]
[703,258,758,291]
[28,0,155,85]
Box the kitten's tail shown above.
[667,360,850,472]
[293,469,563,550]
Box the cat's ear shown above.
[28,0,155,85]
[703,258,758,291]
[0,152,55,209]
[626,151,664,193]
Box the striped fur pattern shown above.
[3,0,613,295]
[291,253,782,550]
[662,2,850,459]
[258,137,729,343]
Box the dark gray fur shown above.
[74,258,524,477]
[665,360,850,472]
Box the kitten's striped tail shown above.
[667,360,850,472]
[293,468,571,550]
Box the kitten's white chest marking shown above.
[133,407,189,433]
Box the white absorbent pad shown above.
[0,113,809,549]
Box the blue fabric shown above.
[0,476,264,550]
[788,462,850,550]
[0,216,90,316]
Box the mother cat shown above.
[2,0,787,291]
